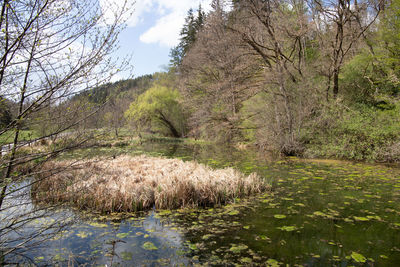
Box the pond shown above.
[3,141,400,266]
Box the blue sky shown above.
[104,0,214,80]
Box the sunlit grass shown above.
[0,130,39,145]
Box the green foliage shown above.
[303,0,400,161]
[0,130,39,145]
[125,85,186,137]
[341,53,377,103]
[0,97,12,128]
[164,0,400,161]
[305,102,400,161]
[341,0,400,104]
[381,0,400,59]
[341,48,399,105]
[379,0,400,91]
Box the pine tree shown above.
[170,6,206,67]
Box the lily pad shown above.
[188,243,198,250]
[89,222,108,228]
[266,258,280,267]
[202,234,214,240]
[142,242,158,250]
[227,210,240,216]
[277,225,298,232]
[229,244,248,253]
[34,256,45,262]
[76,231,91,238]
[240,257,253,263]
[351,252,367,263]
[354,216,370,222]
[274,214,287,219]
[116,232,129,239]
[121,251,133,261]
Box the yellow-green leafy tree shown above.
[125,85,187,138]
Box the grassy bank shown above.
[32,155,269,212]
[0,130,39,145]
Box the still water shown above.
[4,142,400,266]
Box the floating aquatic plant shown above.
[142,241,158,250]
[351,251,367,263]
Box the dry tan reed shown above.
[32,155,269,212]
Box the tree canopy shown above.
[125,85,186,138]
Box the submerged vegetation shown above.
[10,142,400,266]
[32,155,268,212]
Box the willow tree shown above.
[0,0,132,262]
[125,85,187,138]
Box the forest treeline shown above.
[3,0,398,162]
[95,0,399,161]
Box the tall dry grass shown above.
[32,155,269,212]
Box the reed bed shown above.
[32,155,269,212]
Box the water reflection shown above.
[2,142,400,266]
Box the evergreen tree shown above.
[170,6,206,67]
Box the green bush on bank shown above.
[305,101,400,161]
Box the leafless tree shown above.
[103,94,131,138]
[0,0,132,262]
[230,0,317,154]
[181,3,261,142]
[308,0,383,99]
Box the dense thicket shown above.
[89,0,398,161]
[170,0,399,161]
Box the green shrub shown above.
[305,102,400,161]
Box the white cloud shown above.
[100,0,213,47]
[139,11,185,47]
[138,0,213,47]
[127,0,154,27]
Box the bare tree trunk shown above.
[326,75,332,101]
[157,111,181,138]
[0,22,36,208]
[333,69,340,98]
[312,0,382,99]
[0,0,133,260]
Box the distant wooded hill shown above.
[72,74,154,105]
